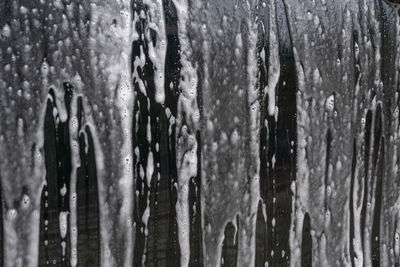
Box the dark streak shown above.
[350,139,357,267]
[301,212,312,267]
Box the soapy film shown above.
[1,0,400,266]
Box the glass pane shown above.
[0,0,399,266]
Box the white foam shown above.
[142,0,167,104]
[172,0,201,265]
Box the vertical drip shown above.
[362,109,374,266]
[260,0,296,264]
[131,1,171,265]
[76,126,100,266]
[164,2,182,264]
[39,97,61,266]
[350,138,356,267]
[221,220,239,267]
[301,213,311,267]
[38,87,73,267]
[126,1,178,241]
[131,52,152,267]
[255,200,267,267]
[257,4,269,265]
[324,130,332,212]
[88,1,135,266]
[133,10,180,259]
[275,0,297,262]
[76,131,89,266]
[57,84,73,267]
[69,92,81,267]
[160,3,182,265]
[172,0,200,266]
[149,125,159,267]
[86,128,100,265]
[371,137,384,265]
[352,110,369,267]
[188,131,203,267]
[367,104,383,266]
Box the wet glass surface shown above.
[1,0,400,266]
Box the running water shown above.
[0,0,399,266]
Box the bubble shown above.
[325,94,335,112]
[21,194,30,208]
[2,24,11,38]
